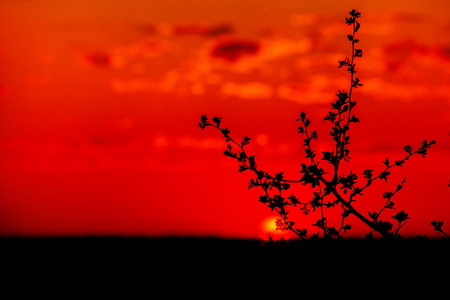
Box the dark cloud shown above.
[210,39,260,62]
[84,52,111,68]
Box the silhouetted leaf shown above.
[238,165,247,172]
[336,90,348,101]
[343,224,352,233]
[363,169,373,180]
[392,210,410,223]
[220,128,230,136]
[338,58,350,68]
[328,227,339,236]
[368,212,378,220]
[212,116,222,126]
[350,115,360,123]
[248,155,256,169]
[223,149,237,158]
[199,115,209,129]
[238,151,247,162]
[382,192,393,199]
[380,170,390,182]
[346,63,355,73]
[403,145,412,154]
[288,195,299,206]
[352,78,363,88]
[350,187,363,198]
[342,104,349,112]
[296,112,307,121]
[324,111,337,122]
[431,220,443,231]
[275,172,284,181]
[241,136,251,146]
[349,9,361,18]
[396,178,406,191]
[322,151,336,163]
[395,160,405,167]
[338,172,358,190]
[313,218,327,229]
[296,228,307,238]
[375,220,393,233]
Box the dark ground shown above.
[2,237,449,288]
[2,237,449,266]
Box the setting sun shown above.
[258,216,293,241]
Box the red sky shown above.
[0,0,449,238]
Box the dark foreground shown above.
[2,237,449,265]
[2,237,449,286]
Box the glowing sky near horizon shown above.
[0,0,449,238]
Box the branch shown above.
[199,115,308,239]
[355,140,437,200]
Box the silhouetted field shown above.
[2,237,449,271]
[3,237,448,291]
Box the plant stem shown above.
[318,174,388,238]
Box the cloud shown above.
[83,11,450,107]
[277,74,348,104]
[361,77,449,101]
[383,41,450,71]
[208,37,312,66]
[364,11,425,23]
[210,39,260,62]
[139,22,234,38]
[201,37,313,75]
[259,38,312,61]
[110,39,167,69]
[359,41,450,101]
[221,81,273,99]
[277,83,330,104]
[173,23,234,37]
[79,38,167,70]
[82,51,112,68]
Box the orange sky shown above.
[0,0,449,238]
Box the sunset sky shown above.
[0,0,449,239]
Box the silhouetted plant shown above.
[199,10,440,239]
[431,221,449,239]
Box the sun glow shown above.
[258,216,292,241]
